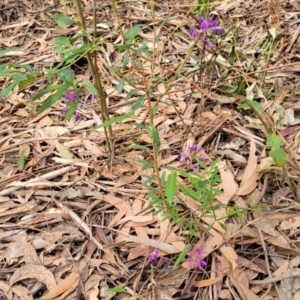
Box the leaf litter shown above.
[1,0,300,299]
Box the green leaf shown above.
[0,47,18,58]
[18,149,26,170]
[0,81,18,97]
[122,50,129,68]
[270,147,287,167]
[237,100,263,116]
[250,101,263,116]
[117,78,125,93]
[125,89,136,100]
[12,74,27,82]
[93,111,134,130]
[58,68,75,84]
[18,75,36,89]
[165,172,177,205]
[178,184,199,201]
[266,133,284,148]
[64,101,78,121]
[32,84,65,101]
[56,143,73,159]
[10,63,33,72]
[124,25,141,42]
[37,84,69,114]
[130,144,151,151]
[53,13,75,28]
[248,194,255,206]
[150,125,160,148]
[82,80,97,95]
[131,94,146,110]
[174,244,191,266]
[55,36,71,46]
[107,287,126,293]
[0,68,16,77]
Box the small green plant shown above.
[227,195,265,218]
[266,131,287,167]
[143,153,223,235]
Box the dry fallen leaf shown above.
[10,265,56,291]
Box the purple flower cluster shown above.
[149,248,168,264]
[189,16,224,49]
[179,144,204,173]
[186,247,206,269]
[61,91,86,121]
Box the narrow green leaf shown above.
[174,244,191,266]
[150,126,161,148]
[131,94,146,110]
[165,172,177,205]
[107,287,126,293]
[0,81,18,97]
[117,78,125,93]
[18,149,26,170]
[32,84,64,101]
[37,84,69,114]
[0,47,18,58]
[179,184,199,201]
[82,80,97,95]
[0,68,16,77]
[93,111,134,130]
[130,145,151,151]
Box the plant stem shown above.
[74,0,114,153]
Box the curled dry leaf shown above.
[10,265,56,291]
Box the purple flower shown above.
[197,258,206,267]
[207,40,215,49]
[67,92,77,100]
[62,98,70,104]
[189,144,198,152]
[195,247,202,257]
[189,29,198,37]
[209,19,218,28]
[192,164,199,173]
[200,20,209,31]
[201,36,207,43]
[73,113,80,121]
[186,257,193,264]
[149,248,159,262]
[215,26,224,35]
[186,161,192,167]
[179,152,188,163]
[161,257,168,264]
[91,94,96,102]
[186,247,206,269]
[199,156,205,161]
[77,103,83,109]
[197,145,203,151]
[62,107,68,114]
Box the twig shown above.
[250,269,300,285]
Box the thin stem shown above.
[74,0,113,153]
